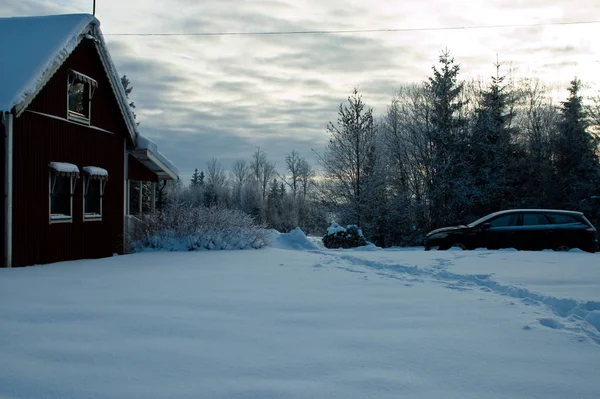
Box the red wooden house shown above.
[0,14,178,267]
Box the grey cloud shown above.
[0,0,75,16]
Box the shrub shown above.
[129,201,268,252]
[322,223,367,249]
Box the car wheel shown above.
[554,245,570,252]
[452,243,467,250]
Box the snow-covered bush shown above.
[130,201,268,252]
[322,223,367,249]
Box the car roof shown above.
[486,209,583,217]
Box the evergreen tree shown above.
[424,50,469,227]
[190,168,203,187]
[120,75,138,124]
[552,78,600,208]
[469,62,517,215]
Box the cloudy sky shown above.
[3,0,600,182]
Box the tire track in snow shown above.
[317,251,600,345]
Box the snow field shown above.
[1,243,599,399]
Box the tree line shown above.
[163,50,600,246]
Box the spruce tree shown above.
[424,50,468,227]
[469,62,517,214]
[553,78,600,209]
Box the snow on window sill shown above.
[84,213,102,222]
[67,111,90,126]
[50,214,72,224]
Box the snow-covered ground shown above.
[1,232,599,399]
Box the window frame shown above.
[67,70,97,125]
[49,166,79,224]
[82,167,108,222]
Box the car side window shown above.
[547,213,579,224]
[488,214,518,227]
[522,213,551,226]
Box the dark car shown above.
[424,209,598,253]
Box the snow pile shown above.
[131,202,268,251]
[270,227,320,250]
[136,135,180,177]
[0,14,96,112]
[82,166,108,176]
[323,223,367,249]
[48,161,79,173]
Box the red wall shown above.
[11,38,129,267]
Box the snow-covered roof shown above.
[131,135,179,180]
[82,166,109,177]
[0,14,138,143]
[49,162,79,174]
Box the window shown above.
[522,213,551,226]
[49,162,79,223]
[83,166,108,221]
[67,70,97,125]
[547,213,579,225]
[488,213,518,228]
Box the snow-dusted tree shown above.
[552,78,600,208]
[284,150,302,200]
[230,160,250,210]
[424,50,469,227]
[317,88,377,227]
[250,148,276,221]
[190,168,204,187]
[120,75,138,124]
[468,62,517,215]
[510,78,559,208]
[204,158,229,206]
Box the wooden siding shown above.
[10,38,130,267]
[0,120,4,266]
[128,154,159,182]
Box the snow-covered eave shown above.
[6,17,138,144]
[130,148,179,181]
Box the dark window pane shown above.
[547,213,579,224]
[51,176,71,216]
[522,213,551,226]
[488,214,518,227]
[85,178,101,215]
[68,80,90,117]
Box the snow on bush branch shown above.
[130,201,269,251]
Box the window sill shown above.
[50,215,73,224]
[84,214,102,222]
[67,111,90,126]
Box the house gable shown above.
[27,38,131,138]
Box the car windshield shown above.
[467,213,498,227]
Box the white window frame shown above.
[49,171,79,224]
[67,70,97,125]
[83,167,108,222]
[83,176,107,221]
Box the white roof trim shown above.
[130,149,179,180]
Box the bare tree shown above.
[316,88,376,226]
[230,160,250,209]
